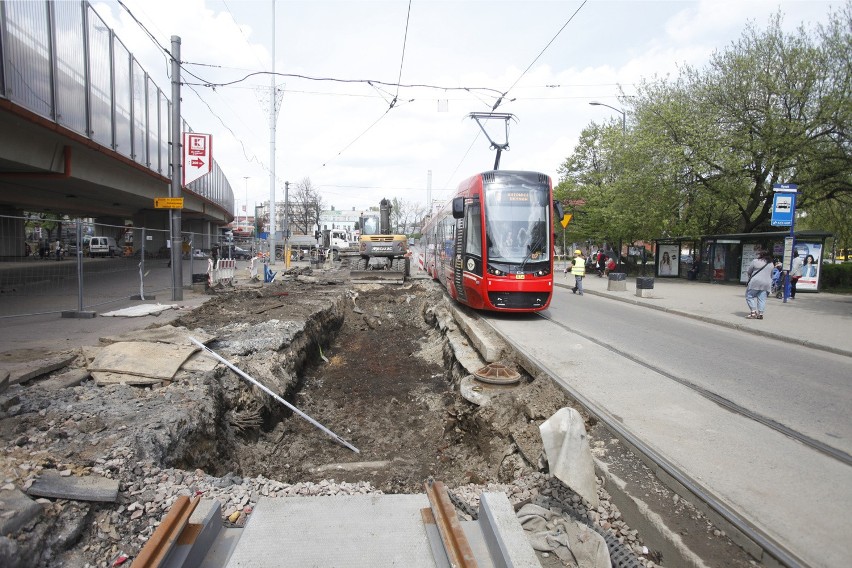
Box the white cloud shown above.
[92,0,839,214]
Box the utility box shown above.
[607,272,627,292]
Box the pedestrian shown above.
[596,251,606,277]
[55,239,62,261]
[571,249,586,295]
[745,249,774,319]
[789,248,803,299]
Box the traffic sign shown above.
[772,183,798,193]
[154,197,184,209]
[182,132,212,185]
[770,192,795,226]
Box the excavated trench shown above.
[184,280,571,494]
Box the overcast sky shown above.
[91,0,840,217]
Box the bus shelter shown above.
[655,230,832,289]
[652,238,700,279]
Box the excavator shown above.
[350,198,409,283]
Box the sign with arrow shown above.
[182,133,212,185]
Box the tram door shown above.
[451,198,482,304]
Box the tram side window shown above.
[465,205,481,257]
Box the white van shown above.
[89,236,118,257]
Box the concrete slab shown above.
[26,471,119,503]
[450,305,506,363]
[98,324,215,347]
[37,368,90,390]
[0,488,43,535]
[0,350,77,386]
[88,341,197,380]
[225,494,437,567]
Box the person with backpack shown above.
[745,249,774,319]
[571,249,586,295]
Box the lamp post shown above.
[589,101,625,134]
[589,101,626,273]
[242,177,249,224]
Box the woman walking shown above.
[745,249,774,319]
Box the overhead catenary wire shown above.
[492,0,589,110]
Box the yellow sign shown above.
[154,198,184,209]
[560,213,573,229]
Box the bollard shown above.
[607,272,627,292]
[635,276,655,297]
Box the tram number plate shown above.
[372,246,392,251]
[515,274,526,279]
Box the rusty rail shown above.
[133,495,200,567]
[424,480,478,568]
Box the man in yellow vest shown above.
[571,249,586,295]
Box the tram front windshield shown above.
[484,187,550,264]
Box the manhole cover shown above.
[473,363,520,385]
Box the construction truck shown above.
[350,198,409,282]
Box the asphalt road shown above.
[540,286,852,459]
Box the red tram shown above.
[422,170,564,312]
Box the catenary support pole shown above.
[170,36,183,300]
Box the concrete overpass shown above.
[0,0,234,257]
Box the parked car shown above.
[192,249,208,259]
[89,236,118,257]
[230,246,252,260]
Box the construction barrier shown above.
[208,258,236,286]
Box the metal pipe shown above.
[188,337,360,453]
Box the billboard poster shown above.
[712,246,727,280]
[794,242,822,291]
[740,244,759,283]
[657,244,678,277]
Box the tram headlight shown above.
[487,267,505,276]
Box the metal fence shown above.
[0,215,229,318]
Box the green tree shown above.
[559,4,851,241]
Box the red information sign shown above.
[182,133,212,185]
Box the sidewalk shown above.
[557,273,852,358]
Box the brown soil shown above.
[173,274,551,493]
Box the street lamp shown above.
[242,176,249,223]
[589,101,625,134]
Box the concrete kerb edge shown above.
[555,283,852,359]
[478,316,802,568]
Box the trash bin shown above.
[636,276,654,297]
[607,272,627,292]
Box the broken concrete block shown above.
[26,471,119,503]
[0,488,43,535]
[539,407,600,507]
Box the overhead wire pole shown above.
[268,0,277,265]
[169,36,183,301]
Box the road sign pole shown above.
[170,36,183,300]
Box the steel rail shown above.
[537,313,852,466]
[494,313,808,568]
[133,495,200,567]
[425,480,479,568]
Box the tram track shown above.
[483,311,812,568]
[535,311,852,468]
